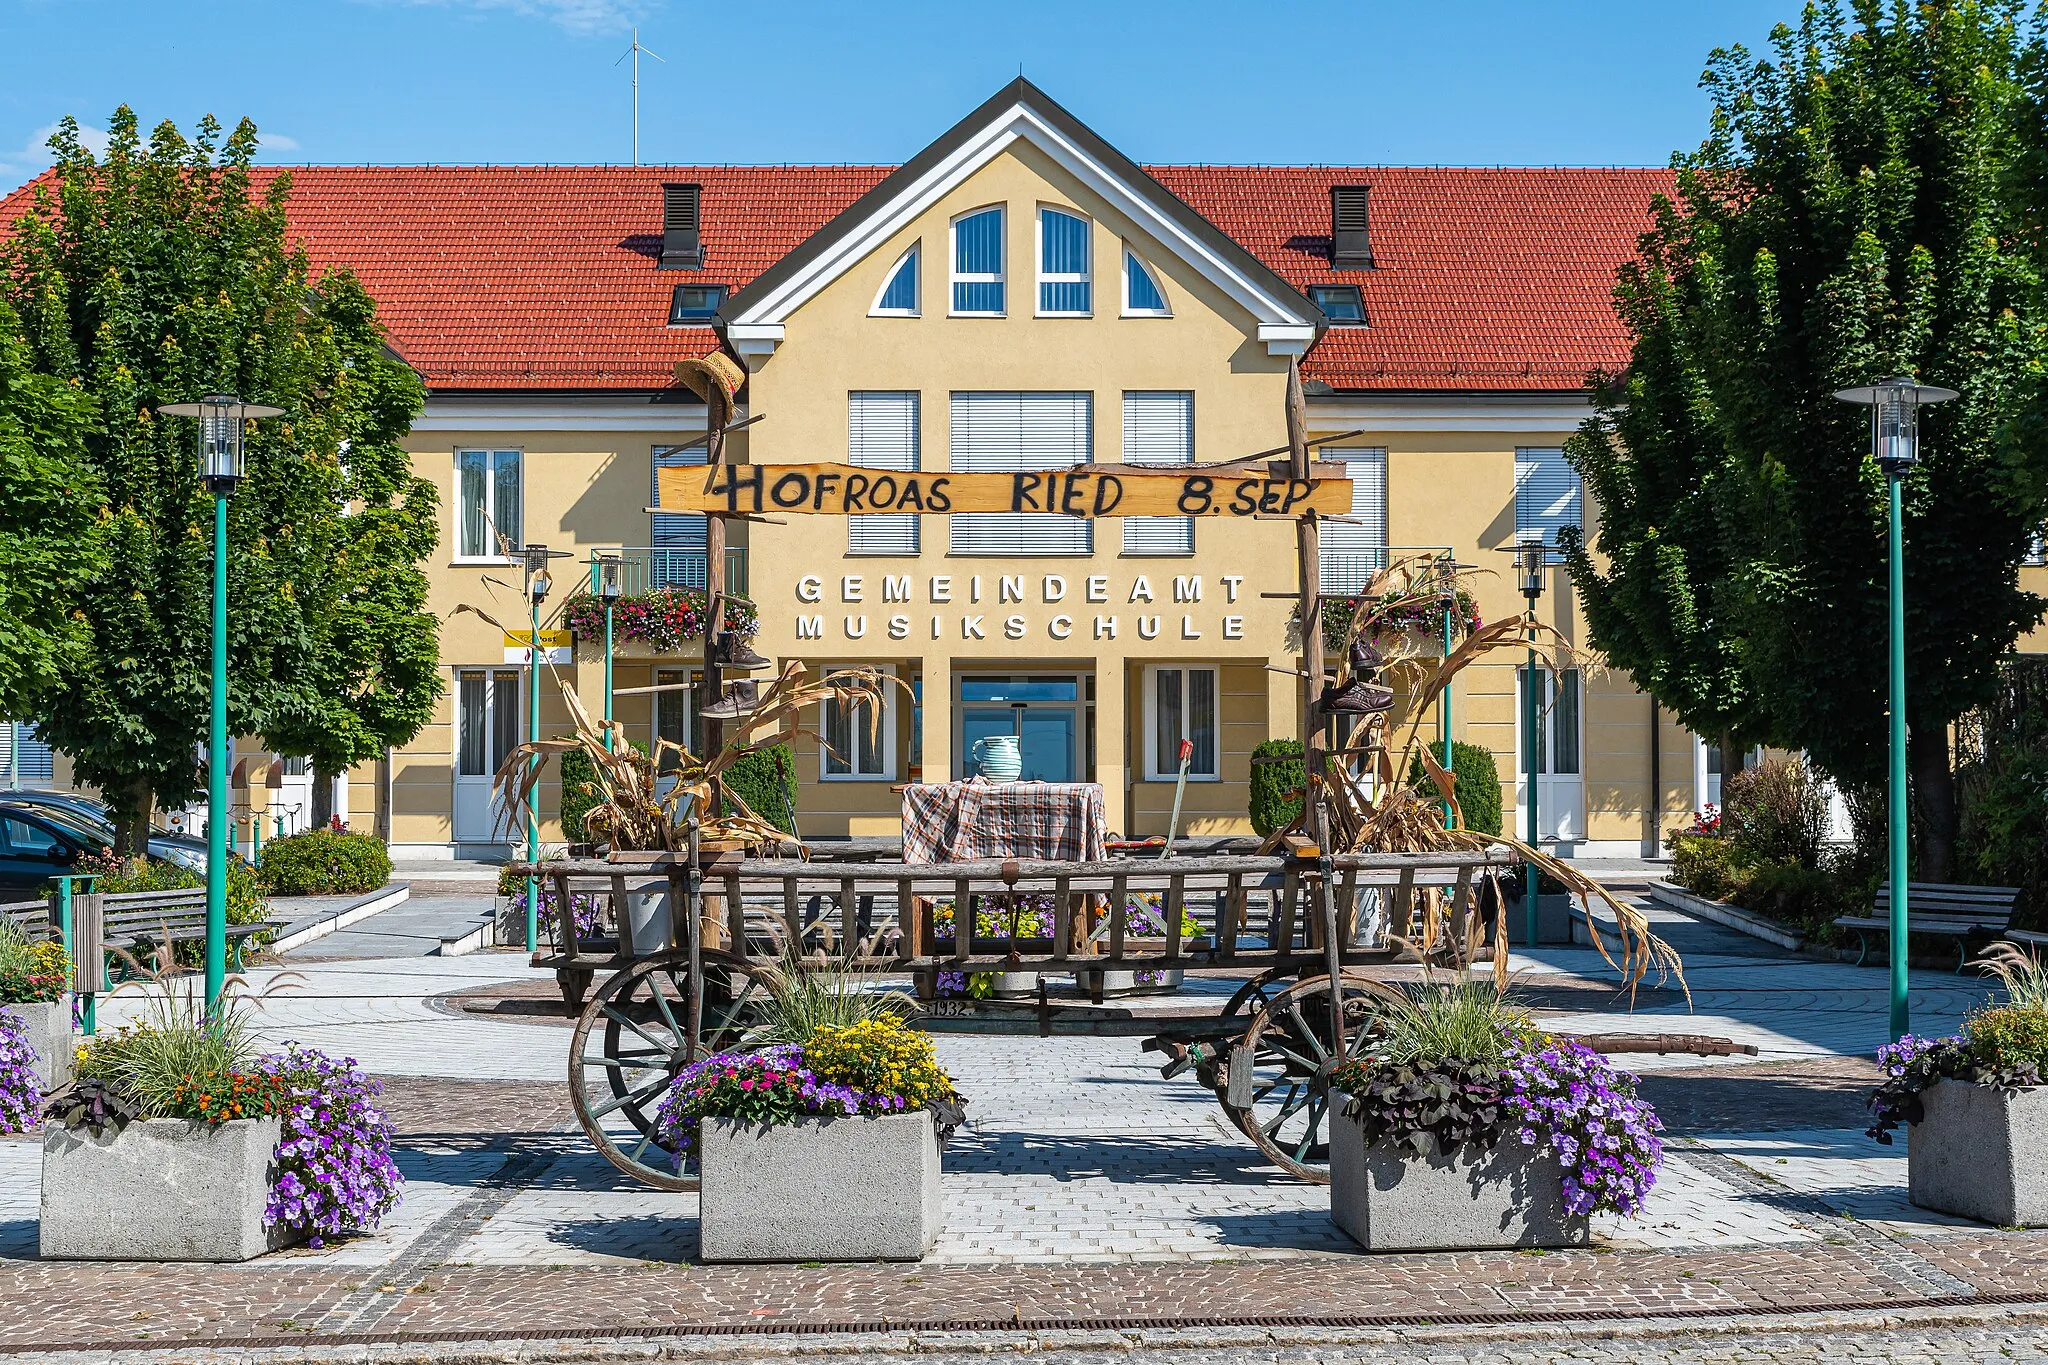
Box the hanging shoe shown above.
[1348,638,1386,676]
[712,633,771,671]
[1317,677,1394,715]
[700,679,760,720]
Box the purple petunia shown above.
[253,1045,403,1246]
[0,1014,37,1135]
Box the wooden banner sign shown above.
[656,462,1352,519]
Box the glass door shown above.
[455,668,522,843]
[956,676,1082,782]
[1514,665,1584,843]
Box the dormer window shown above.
[871,243,919,316]
[1037,207,1091,315]
[1123,248,1169,316]
[950,207,1005,315]
[1310,284,1365,325]
[669,283,726,325]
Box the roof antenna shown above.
[616,27,666,166]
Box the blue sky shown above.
[0,0,1794,192]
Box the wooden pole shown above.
[1286,358,1327,853]
[702,391,730,765]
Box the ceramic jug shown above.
[971,734,1023,782]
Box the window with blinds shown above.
[1,722,53,783]
[1318,446,1387,591]
[848,392,921,555]
[651,443,710,587]
[947,391,1093,555]
[1120,391,1194,556]
[1514,446,1583,545]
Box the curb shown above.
[13,1295,2048,1362]
[438,911,504,957]
[1646,881,1805,950]
[268,883,410,954]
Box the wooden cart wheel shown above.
[568,949,777,1190]
[1221,971,1405,1184]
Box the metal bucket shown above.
[623,886,674,957]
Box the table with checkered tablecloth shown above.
[899,780,1108,864]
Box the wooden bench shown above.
[2008,927,2046,952]
[92,889,279,975]
[1835,883,2020,972]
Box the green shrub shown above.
[1669,833,1738,900]
[1959,754,2048,932]
[559,747,599,844]
[725,744,797,834]
[257,829,392,896]
[1723,757,1829,870]
[1965,1003,2048,1071]
[1730,859,1852,938]
[1405,741,1503,836]
[1249,739,1305,837]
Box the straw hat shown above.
[674,352,746,421]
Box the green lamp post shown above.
[1435,554,1471,827]
[158,394,283,1013]
[595,553,622,743]
[1832,376,1957,1042]
[517,543,569,953]
[1513,539,1549,948]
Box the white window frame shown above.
[821,664,897,781]
[454,447,522,563]
[1143,664,1221,782]
[869,242,920,317]
[947,391,1094,556]
[1317,446,1387,592]
[949,206,1005,317]
[1513,446,1584,547]
[1120,391,1196,557]
[1121,246,1171,318]
[1036,205,1092,317]
[847,391,921,556]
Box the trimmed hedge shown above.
[258,829,392,896]
[1249,739,1305,837]
[1404,740,1503,836]
[725,744,798,834]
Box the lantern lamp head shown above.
[597,554,622,602]
[1832,376,1959,478]
[1514,539,1549,601]
[157,393,284,494]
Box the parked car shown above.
[0,802,117,892]
[0,789,206,874]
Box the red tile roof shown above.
[0,163,1669,394]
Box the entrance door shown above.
[455,669,522,843]
[1514,665,1583,844]
[274,755,314,834]
[957,676,1083,782]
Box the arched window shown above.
[871,243,919,316]
[1123,248,1169,316]
[950,207,1005,315]
[1038,207,1091,315]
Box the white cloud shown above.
[0,120,109,190]
[363,0,652,34]
[259,132,301,153]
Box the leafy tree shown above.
[1563,1,2048,877]
[0,295,103,723]
[0,109,440,849]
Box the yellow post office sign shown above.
[655,462,1352,519]
[504,629,573,665]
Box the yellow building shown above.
[20,81,2039,854]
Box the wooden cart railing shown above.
[520,847,1520,996]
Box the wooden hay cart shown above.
[515,836,1519,1191]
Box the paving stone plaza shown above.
[4,874,2046,1361]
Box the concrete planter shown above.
[1907,1079,2048,1227]
[2,996,72,1092]
[1328,1091,1588,1251]
[699,1108,941,1262]
[1070,967,1185,996]
[41,1116,299,1261]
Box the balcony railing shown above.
[584,547,749,598]
[1317,545,1453,594]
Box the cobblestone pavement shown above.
[1,915,2036,1355]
